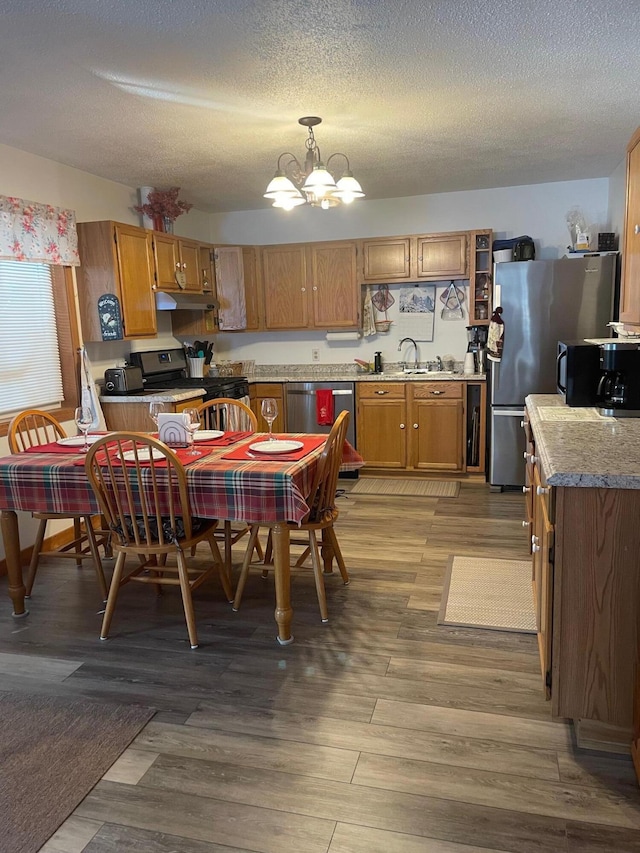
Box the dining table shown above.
[0,431,363,644]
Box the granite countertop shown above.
[100,389,205,404]
[526,394,640,489]
[251,363,485,383]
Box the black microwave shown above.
[557,341,601,406]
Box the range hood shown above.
[155,291,219,311]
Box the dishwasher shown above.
[285,381,357,453]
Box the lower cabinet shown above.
[101,398,203,432]
[249,383,286,433]
[531,464,554,698]
[357,381,466,473]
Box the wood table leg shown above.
[271,522,293,645]
[1,510,28,617]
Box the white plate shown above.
[249,440,304,454]
[56,435,102,447]
[193,430,224,441]
[122,448,164,462]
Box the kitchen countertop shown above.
[100,389,205,403]
[250,369,486,383]
[526,394,640,489]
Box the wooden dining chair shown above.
[233,410,350,622]
[85,432,233,649]
[195,398,264,574]
[8,409,109,601]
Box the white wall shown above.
[608,158,626,253]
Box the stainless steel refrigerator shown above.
[488,255,617,488]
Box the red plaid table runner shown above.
[0,434,361,525]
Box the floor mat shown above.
[438,555,536,633]
[350,478,460,498]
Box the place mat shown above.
[23,435,105,454]
[74,446,208,467]
[438,555,536,633]
[350,478,460,498]
[222,434,326,462]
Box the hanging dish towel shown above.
[79,345,107,431]
[316,389,334,425]
[487,307,505,362]
[362,286,377,337]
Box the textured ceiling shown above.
[0,0,638,213]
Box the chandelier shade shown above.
[264,117,365,210]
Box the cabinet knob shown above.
[635,225,640,235]
[523,486,530,494]
[430,390,444,395]
[182,263,187,270]
[375,390,388,395]
[175,262,181,270]
[301,287,306,292]
[531,535,539,545]
[152,284,157,290]
[520,420,525,428]
[522,520,529,528]
[312,286,318,291]
[536,485,550,495]
[413,423,418,429]
[532,543,541,553]
[523,451,528,459]
[400,423,405,429]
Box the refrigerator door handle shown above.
[556,350,566,394]
[492,409,525,417]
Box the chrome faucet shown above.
[398,337,419,370]
[435,355,443,372]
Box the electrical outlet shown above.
[312,348,320,362]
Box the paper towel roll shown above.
[325,331,362,341]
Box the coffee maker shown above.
[466,325,489,373]
[597,341,640,416]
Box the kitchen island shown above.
[525,394,640,759]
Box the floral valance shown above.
[0,195,80,266]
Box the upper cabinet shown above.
[261,242,359,330]
[360,232,468,282]
[468,230,493,325]
[620,127,640,326]
[152,234,202,293]
[76,221,157,342]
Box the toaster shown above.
[103,366,144,395]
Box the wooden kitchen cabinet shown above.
[410,383,464,471]
[356,383,407,469]
[360,232,468,283]
[152,234,202,293]
[76,221,157,341]
[468,230,493,324]
[261,244,309,329]
[308,241,358,328]
[168,243,219,338]
[357,381,467,473]
[416,233,468,280]
[249,383,286,433]
[620,126,640,325]
[101,397,203,431]
[531,464,554,698]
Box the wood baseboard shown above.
[575,718,633,754]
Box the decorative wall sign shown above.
[97,293,123,341]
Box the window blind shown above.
[0,260,64,417]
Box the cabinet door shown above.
[357,397,407,468]
[262,245,308,329]
[250,383,286,432]
[410,398,464,471]
[113,224,157,338]
[620,129,640,325]
[309,242,358,328]
[242,246,262,331]
[178,239,202,291]
[199,245,216,295]
[153,234,180,291]
[361,238,411,281]
[416,234,468,279]
[215,246,247,331]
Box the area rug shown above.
[350,478,460,498]
[438,555,536,633]
[0,692,153,853]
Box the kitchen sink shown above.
[390,369,457,376]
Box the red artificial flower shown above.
[134,187,193,221]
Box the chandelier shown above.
[264,117,365,211]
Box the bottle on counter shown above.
[374,352,383,373]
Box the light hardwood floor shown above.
[1,481,639,853]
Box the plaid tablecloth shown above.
[0,434,363,526]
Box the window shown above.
[0,262,79,429]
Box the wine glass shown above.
[149,401,166,431]
[183,407,201,456]
[74,406,94,453]
[261,398,278,439]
